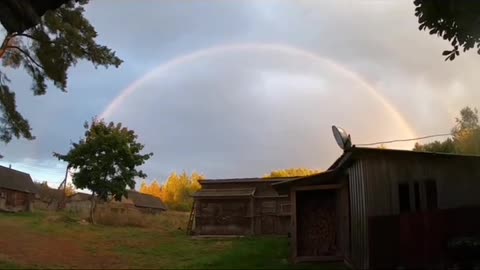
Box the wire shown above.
[356,133,453,146]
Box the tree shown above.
[54,119,153,223]
[140,171,204,211]
[264,168,321,178]
[414,106,480,154]
[0,0,122,143]
[414,0,480,61]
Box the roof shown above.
[193,188,256,198]
[199,177,298,184]
[273,170,341,195]
[273,146,480,194]
[68,192,92,201]
[127,190,167,210]
[0,165,36,193]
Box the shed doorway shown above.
[296,189,337,257]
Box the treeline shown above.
[264,168,321,178]
[140,172,203,211]
[414,106,480,154]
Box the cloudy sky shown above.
[1,0,478,188]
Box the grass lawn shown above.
[0,211,346,269]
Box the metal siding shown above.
[348,160,369,270]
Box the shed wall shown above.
[358,152,480,269]
[361,153,480,217]
[347,160,369,270]
[0,187,33,212]
[195,198,252,235]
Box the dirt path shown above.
[0,222,125,269]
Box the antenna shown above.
[332,125,352,150]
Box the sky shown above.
[1,0,479,188]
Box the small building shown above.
[192,177,295,236]
[126,190,167,214]
[65,190,167,217]
[273,147,480,269]
[0,165,37,212]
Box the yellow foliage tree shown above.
[264,168,321,178]
[65,183,76,196]
[140,171,204,211]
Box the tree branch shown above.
[5,45,45,70]
[11,33,56,44]
[0,35,13,59]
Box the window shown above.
[425,180,438,210]
[398,183,411,213]
[398,180,438,214]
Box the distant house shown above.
[0,165,37,212]
[273,147,480,269]
[126,190,167,214]
[65,190,166,217]
[191,177,296,236]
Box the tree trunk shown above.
[89,193,96,224]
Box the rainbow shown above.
[100,43,416,138]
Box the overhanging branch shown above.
[5,45,45,70]
[11,33,56,44]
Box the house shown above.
[65,190,166,217]
[0,165,37,212]
[192,177,296,236]
[273,147,480,269]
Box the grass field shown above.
[0,211,346,269]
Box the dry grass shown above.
[93,208,189,229]
[94,208,151,227]
[150,211,189,230]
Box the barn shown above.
[0,165,37,212]
[273,147,480,269]
[191,177,295,236]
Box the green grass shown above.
[0,211,346,269]
[0,260,21,269]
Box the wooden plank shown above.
[250,197,255,235]
[291,189,297,260]
[293,184,343,192]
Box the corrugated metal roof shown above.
[272,170,341,194]
[0,165,37,193]
[193,188,256,198]
[199,177,298,184]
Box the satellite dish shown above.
[332,125,352,150]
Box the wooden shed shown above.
[0,165,37,212]
[273,147,480,269]
[192,178,295,236]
